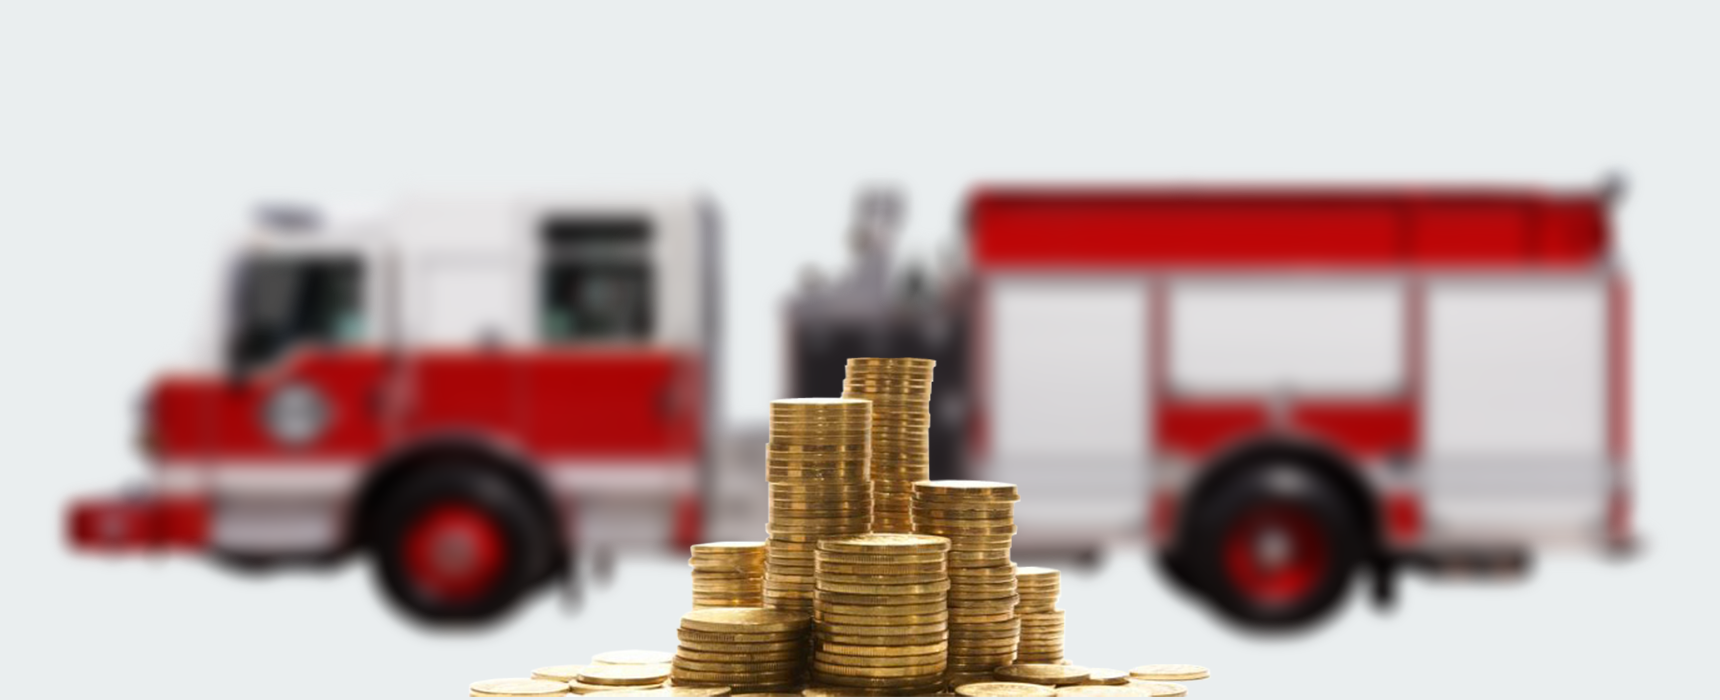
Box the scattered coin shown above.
[469,678,570,697]
[1127,665,1208,682]
[954,681,1058,697]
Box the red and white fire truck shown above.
[69,183,1634,626]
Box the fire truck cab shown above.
[71,193,720,619]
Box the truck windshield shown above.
[227,256,365,374]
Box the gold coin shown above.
[814,571,948,585]
[815,600,947,617]
[766,433,871,445]
[819,621,948,636]
[815,608,948,624]
[811,660,946,678]
[768,481,874,493]
[529,665,583,682]
[680,608,811,633]
[671,671,802,686]
[815,579,951,595]
[817,533,951,554]
[582,688,734,697]
[814,560,946,575]
[949,568,1020,582]
[813,630,949,647]
[949,610,1015,624]
[765,442,870,454]
[691,541,766,554]
[846,356,937,369]
[675,639,806,654]
[947,638,1019,650]
[954,682,1056,697]
[671,658,804,673]
[996,665,1089,685]
[1053,687,1153,697]
[469,678,570,697]
[771,396,873,408]
[948,598,1019,613]
[1126,681,1186,697]
[810,674,946,691]
[591,650,676,667]
[1127,665,1207,681]
[812,549,947,564]
[814,649,947,666]
[577,664,672,686]
[673,646,805,662]
[687,564,765,573]
[812,590,947,607]
[913,480,1018,495]
[676,628,804,643]
[814,640,948,656]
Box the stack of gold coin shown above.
[911,480,1021,686]
[1014,567,1064,664]
[810,533,952,695]
[688,542,766,609]
[671,607,812,694]
[840,358,934,533]
[764,398,873,613]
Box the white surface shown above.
[2,2,1715,699]
[1169,278,1404,396]
[989,276,1150,458]
[1424,278,1609,459]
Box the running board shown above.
[1402,548,1532,579]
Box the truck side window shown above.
[540,216,653,343]
[228,256,365,374]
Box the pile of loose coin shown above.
[1013,567,1064,664]
[911,480,1022,687]
[810,533,952,695]
[671,608,812,694]
[842,358,934,533]
[689,542,766,609]
[764,398,874,613]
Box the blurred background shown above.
[3,1,1717,698]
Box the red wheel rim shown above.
[1220,502,1330,607]
[401,500,507,604]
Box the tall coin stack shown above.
[671,607,812,694]
[841,358,935,533]
[911,480,1022,687]
[1013,567,1065,664]
[811,533,952,696]
[764,398,874,613]
[689,542,766,609]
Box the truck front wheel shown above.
[1185,465,1363,627]
[371,468,551,621]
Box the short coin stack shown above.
[688,541,766,609]
[810,533,952,695]
[764,398,874,613]
[671,607,812,694]
[911,480,1021,687]
[841,358,935,533]
[1014,567,1065,664]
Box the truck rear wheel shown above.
[371,467,553,621]
[1185,465,1362,627]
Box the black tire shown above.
[370,466,554,622]
[1155,549,1201,594]
[1184,464,1363,627]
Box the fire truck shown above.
[68,183,1634,627]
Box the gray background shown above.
[2,1,1715,697]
